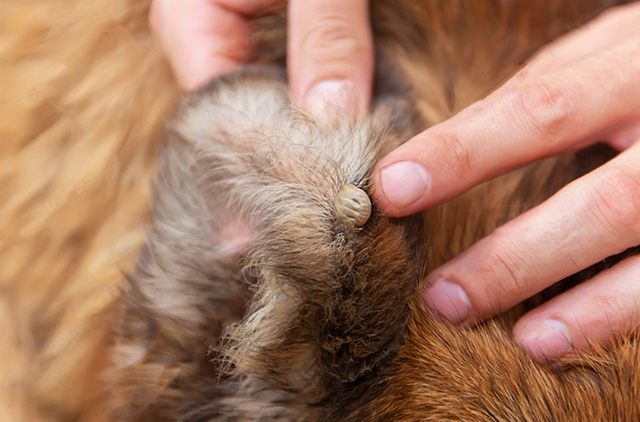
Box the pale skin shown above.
[151,0,640,364]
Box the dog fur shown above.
[1,0,636,421]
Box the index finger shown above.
[371,35,640,217]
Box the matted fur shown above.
[0,1,636,421]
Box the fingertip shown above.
[513,254,640,364]
[377,160,430,213]
[422,278,472,325]
[371,141,435,217]
[372,122,487,217]
[514,316,574,364]
[370,166,401,217]
[302,79,362,116]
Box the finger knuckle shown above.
[480,235,531,299]
[520,82,577,145]
[595,38,640,90]
[620,39,640,81]
[514,68,529,82]
[592,283,629,319]
[437,131,475,178]
[587,168,640,235]
[301,14,369,63]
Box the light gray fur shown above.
[106,65,417,421]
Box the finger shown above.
[524,2,640,78]
[287,0,373,115]
[371,33,640,217]
[514,253,640,364]
[150,0,286,91]
[422,143,640,326]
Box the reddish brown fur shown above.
[1,1,637,421]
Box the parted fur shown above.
[1,0,637,421]
[105,66,424,421]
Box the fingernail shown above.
[518,319,573,363]
[423,279,471,325]
[380,161,430,210]
[303,80,359,115]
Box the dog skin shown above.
[2,1,638,421]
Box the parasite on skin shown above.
[334,184,372,228]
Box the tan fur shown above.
[0,1,635,421]
[0,1,177,420]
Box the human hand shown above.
[149,0,372,113]
[372,3,640,363]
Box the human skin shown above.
[371,2,640,363]
[148,0,372,113]
[151,0,640,364]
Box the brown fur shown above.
[0,0,636,421]
[103,65,424,421]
